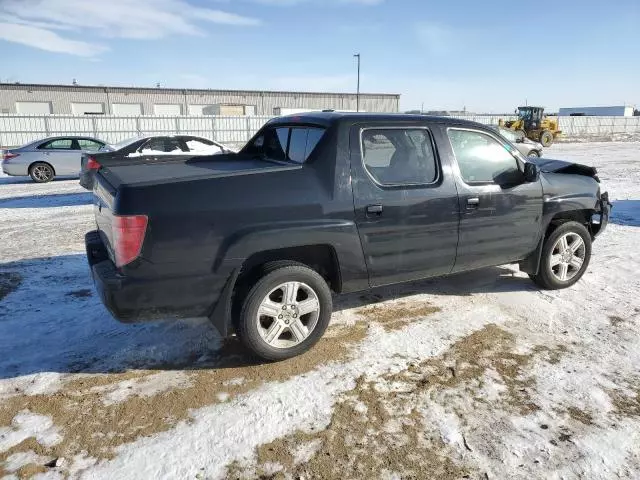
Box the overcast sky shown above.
[0,0,637,113]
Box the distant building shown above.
[0,83,400,116]
[558,106,635,117]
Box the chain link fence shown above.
[1,114,639,148]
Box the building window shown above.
[188,105,206,115]
[15,102,52,115]
[112,103,143,116]
[154,104,182,116]
[71,102,104,115]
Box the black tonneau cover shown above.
[99,156,301,189]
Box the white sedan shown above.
[1,136,106,182]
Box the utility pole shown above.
[354,53,361,112]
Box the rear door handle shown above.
[366,204,383,215]
[466,197,480,209]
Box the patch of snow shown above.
[222,377,245,387]
[90,371,192,405]
[31,472,64,480]
[0,373,64,400]
[4,450,50,473]
[216,392,230,402]
[81,303,504,479]
[0,411,62,453]
[292,439,323,465]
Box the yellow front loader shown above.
[499,106,561,147]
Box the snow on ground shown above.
[0,142,639,479]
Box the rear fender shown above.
[213,220,369,292]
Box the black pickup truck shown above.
[85,112,610,360]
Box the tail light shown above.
[112,215,148,267]
[2,152,19,161]
[86,155,101,170]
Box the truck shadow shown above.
[0,254,534,380]
[333,266,535,312]
[610,200,640,227]
[0,192,92,209]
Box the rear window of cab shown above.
[245,126,325,164]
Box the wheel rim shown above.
[256,281,320,349]
[33,165,52,181]
[549,233,586,282]
[528,151,539,157]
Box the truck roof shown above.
[268,111,485,129]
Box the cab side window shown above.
[361,128,437,186]
[448,129,520,184]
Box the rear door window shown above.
[77,139,104,151]
[361,128,438,185]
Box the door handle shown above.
[466,197,480,209]
[366,204,383,216]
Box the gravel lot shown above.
[1,142,639,479]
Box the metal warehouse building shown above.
[0,83,400,116]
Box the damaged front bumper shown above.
[591,191,611,237]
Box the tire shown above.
[29,162,55,183]
[531,221,592,290]
[527,150,540,157]
[237,262,333,361]
[539,130,554,147]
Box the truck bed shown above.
[99,155,301,189]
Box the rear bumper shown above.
[1,162,27,176]
[591,192,611,238]
[85,230,226,323]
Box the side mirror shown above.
[524,163,540,182]
[515,137,524,143]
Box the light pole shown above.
[354,53,361,112]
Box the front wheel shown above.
[531,221,592,290]
[29,162,55,183]
[237,263,332,361]
[527,150,540,157]
[539,130,554,147]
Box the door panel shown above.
[38,138,81,175]
[349,124,460,287]
[444,128,543,272]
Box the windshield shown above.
[498,128,517,142]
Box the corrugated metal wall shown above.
[0,84,400,116]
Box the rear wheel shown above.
[531,221,591,289]
[29,162,55,183]
[539,130,554,147]
[236,262,332,361]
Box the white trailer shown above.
[558,106,634,117]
